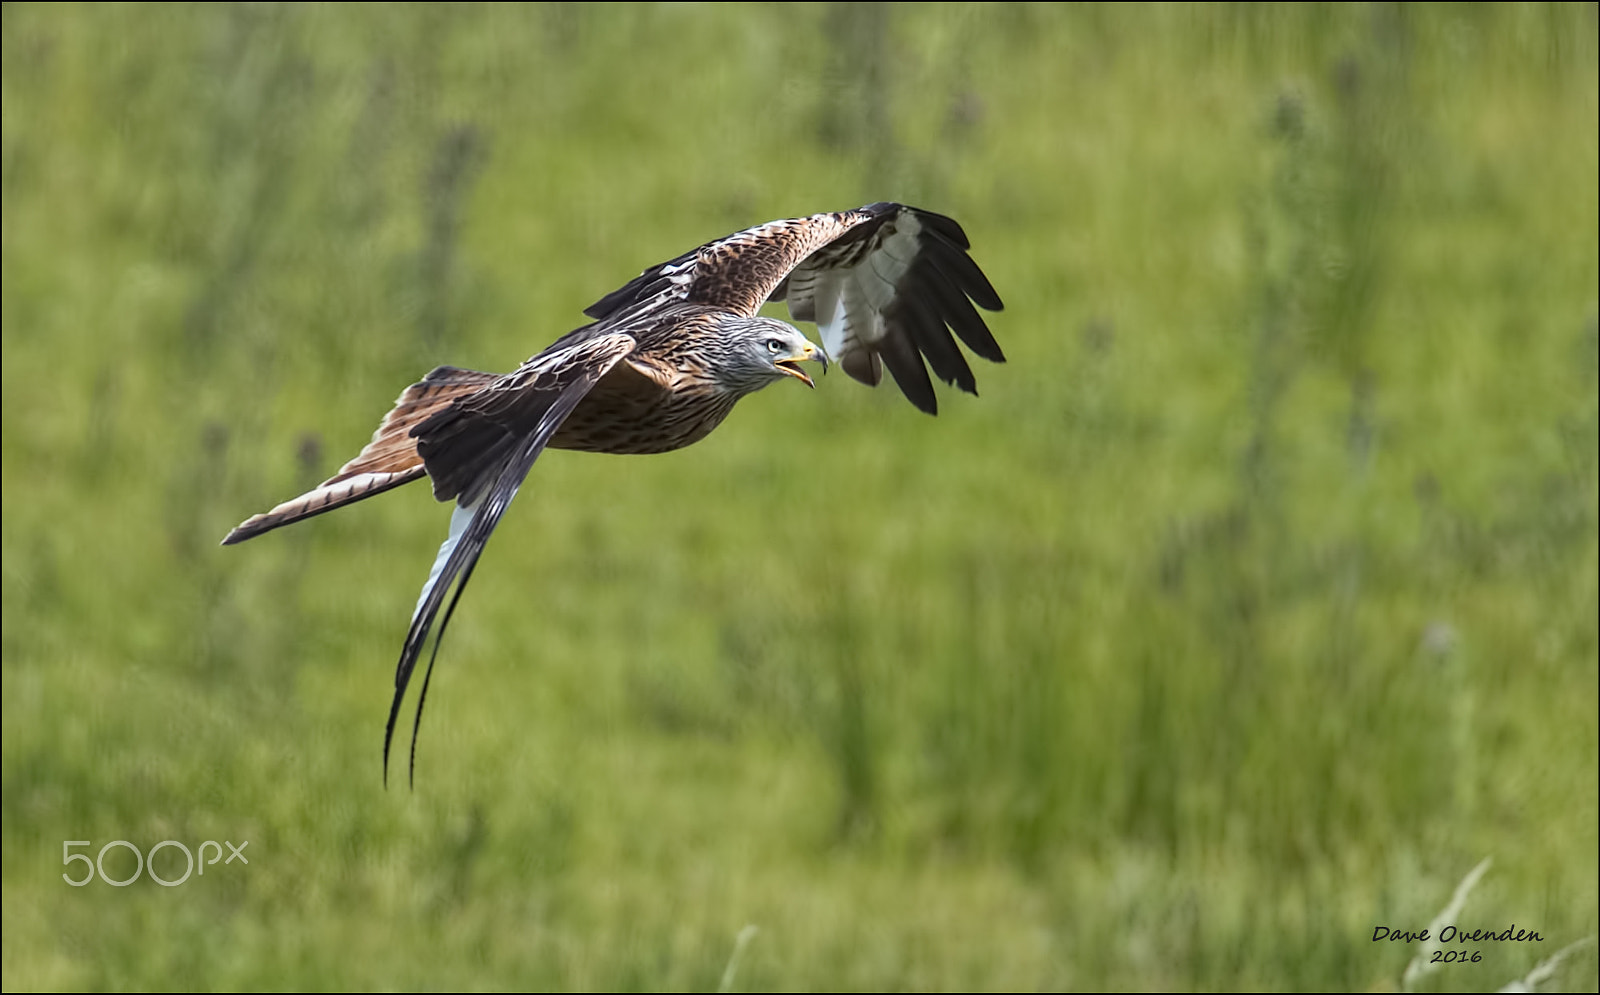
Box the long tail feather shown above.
[222,366,497,544]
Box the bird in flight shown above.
[223,202,1004,783]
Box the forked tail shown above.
[222,366,499,545]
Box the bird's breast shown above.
[549,382,739,455]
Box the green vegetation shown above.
[3,4,1595,990]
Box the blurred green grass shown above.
[3,3,1595,990]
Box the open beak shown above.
[775,340,828,388]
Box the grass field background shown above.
[3,4,1596,990]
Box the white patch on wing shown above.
[858,212,920,313]
[665,260,695,290]
[412,499,479,624]
[806,209,922,365]
[784,270,818,321]
[844,271,885,346]
[812,269,850,360]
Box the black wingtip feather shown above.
[911,208,972,251]
[913,269,1007,365]
[878,333,939,415]
[894,290,976,395]
[924,236,1004,313]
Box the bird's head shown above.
[715,315,829,393]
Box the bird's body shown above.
[545,312,760,455]
[224,202,1004,782]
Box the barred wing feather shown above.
[585,203,1003,414]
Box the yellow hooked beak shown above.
[774,339,829,388]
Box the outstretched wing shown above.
[385,331,637,785]
[584,202,1004,414]
[773,205,1005,414]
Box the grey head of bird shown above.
[710,314,829,394]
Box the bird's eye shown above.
[766,338,784,354]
